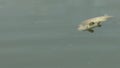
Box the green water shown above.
[0,0,120,68]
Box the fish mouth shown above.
[78,28,84,31]
[77,25,87,31]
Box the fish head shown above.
[77,25,88,31]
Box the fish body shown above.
[78,15,113,33]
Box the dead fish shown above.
[77,14,113,33]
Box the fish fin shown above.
[98,24,102,27]
[87,29,94,33]
[97,22,102,27]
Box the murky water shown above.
[0,0,120,68]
